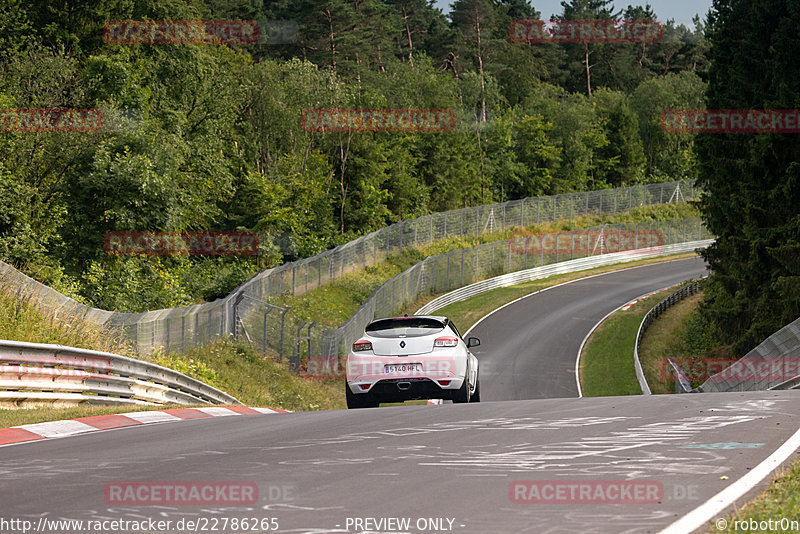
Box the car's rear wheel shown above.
[470,376,481,402]
[451,377,470,403]
[346,383,379,409]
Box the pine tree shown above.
[697,0,800,355]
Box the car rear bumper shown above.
[348,377,464,402]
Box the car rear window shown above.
[366,317,445,338]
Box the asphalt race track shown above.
[468,257,709,400]
[4,256,800,534]
[3,391,800,533]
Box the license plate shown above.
[385,363,423,374]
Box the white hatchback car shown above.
[345,315,480,409]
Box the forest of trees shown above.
[0,0,709,312]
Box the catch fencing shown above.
[0,180,697,364]
[694,316,800,393]
[250,218,713,375]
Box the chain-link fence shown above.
[240,218,712,376]
[0,180,698,363]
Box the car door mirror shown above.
[467,337,480,348]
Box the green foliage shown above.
[696,0,800,355]
[0,0,710,313]
[151,351,219,386]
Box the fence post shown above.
[537,197,541,223]
[524,237,528,267]
[279,307,290,361]
[446,252,451,288]
[432,256,437,292]
[570,195,573,220]
[268,308,272,354]
[461,249,465,286]
[475,247,479,280]
[521,199,525,227]
[555,232,560,263]
[430,216,434,244]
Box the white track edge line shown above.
[463,256,701,338]
[658,425,800,534]
[574,284,677,398]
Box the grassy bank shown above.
[714,462,800,533]
[0,286,346,426]
[579,291,669,397]
[640,291,706,393]
[275,203,700,327]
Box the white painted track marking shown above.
[659,425,800,534]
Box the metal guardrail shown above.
[0,340,242,407]
[416,241,714,316]
[633,277,708,394]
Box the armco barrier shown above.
[633,278,707,394]
[0,340,241,407]
[416,241,713,316]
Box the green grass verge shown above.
[713,462,800,533]
[149,340,344,412]
[579,292,669,397]
[276,203,700,328]
[639,291,706,393]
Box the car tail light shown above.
[434,336,458,348]
[359,384,371,390]
[352,339,373,352]
[438,380,451,386]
